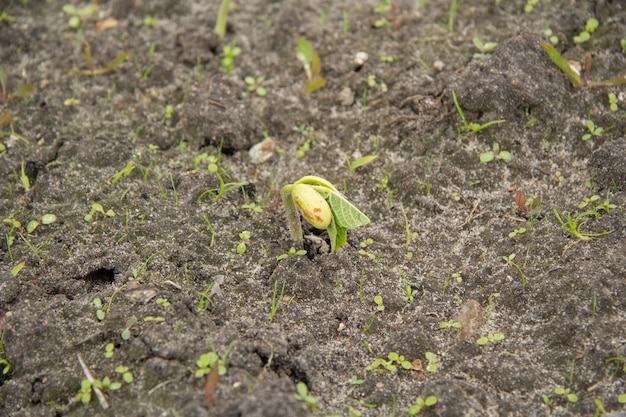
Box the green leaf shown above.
[326,192,370,229]
[348,155,378,172]
[304,76,326,95]
[41,214,57,225]
[327,217,347,252]
[541,43,582,87]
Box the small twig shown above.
[77,353,109,410]
[207,98,226,109]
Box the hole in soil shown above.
[82,268,115,285]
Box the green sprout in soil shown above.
[269,280,286,323]
[578,194,600,209]
[10,262,25,276]
[296,38,326,95]
[244,76,266,97]
[281,176,370,253]
[104,343,114,358]
[293,382,318,411]
[619,394,626,404]
[358,238,375,260]
[441,272,462,296]
[346,154,378,172]
[452,90,505,135]
[424,351,438,372]
[69,41,128,76]
[195,341,234,378]
[582,116,607,141]
[220,39,241,74]
[276,246,307,261]
[549,386,579,403]
[128,251,160,282]
[543,27,559,45]
[197,283,214,313]
[439,319,462,330]
[0,333,12,375]
[400,273,417,303]
[553,209,614,240]
[508,227,527,238]
[573,18,599,44]
[347,375,364,385]
[200,157,246,201]
[477,332,504,345]
[236,230,251,255]
[608,93,619,112]
[472,37,497,58]
[524,0,538,13]
[480,142,512,163]
[542,43,626,88]
[84,203,115,221]
[373,295,384,312]
[214,0,230,42]
[242,202,263,213]
[503,252,528,287]
[115,366,134,383]
[366,352,412,373]
[408,395,437,415]
[605,352,626,377]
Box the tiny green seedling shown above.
[115,365,134,383]
[346,154,378,172]
[582,117,606,141]
[220,39,241,74]
[543,28,559,45]
[477,332,504,345]
[608,93,619,112]
[573,18,599,44]
[503,253,527,287]
[347,375,364,385]
[439,319,462,330]
[408,395,437,415]
[104,343,114,358]
[195,341,234,378]
[424,351,438,372]
[553,386,579,403]
[281,176,370,252]
[214,0,230,41]
[400,274,417,303]
[276,246,307,261]
[594,192,617,213]
[472,37,497,58]
[373,295,384,312]
[366,352,412,372]
[524,0,538,13]
[452,90,505,135]
[269,280,286,322]
[508,227,526,238]
[553,209,614,240]
[578,195,600,209]
[480,143,512,163]
[294,382,318,411]
[358,238,375,260]
[296,38,326,95]
[244,76,267,97]
[84,203,115,221]
[236,230,251,255]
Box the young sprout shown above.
[281,176,370,252]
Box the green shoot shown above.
[408,396,437,415]
[293,382,318,411]
[214,0,231,42]
[269,280,286,322]
[553,209,614,240]
[346,154,377,172]
[296,38,326,95]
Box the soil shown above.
[1,1,626,416]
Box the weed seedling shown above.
[69,41,128,76]
[195,342,234,378]
[347,375,364,385]
[508,227,526,238]
[439,319,462,330]
[424,352,438,372]
[472,37,497,58]
[115,365,134,383]
[281,176,370,252]
[214,0,230,42]
[578,195,600,209]
[366,352,412,372]
[269,280,286,322]
[503,252,528,287]
[524,0,538,13]
[554,386,579,403]
[293,382,318,411]
[346,154,378,172]
[236,230,251,255]
[400,273,417,303]
[553,209,614,240]
[84,203,115,221]
[452,91,505,135]
[573,18,599,44]
[242,202,263,213]
[480,142,512,163]
[608,93,619,112]
[477,332,504,345]
[408,396,437,415]
[582,116,606,141]
[296,38,326,95]
[220,39,241,74]
[358,238,375,260]
[0,333,12,375]
[244,76,267,97]
[276,246,307,261]
[373,295,384,312]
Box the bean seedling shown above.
[281,176,370,252]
